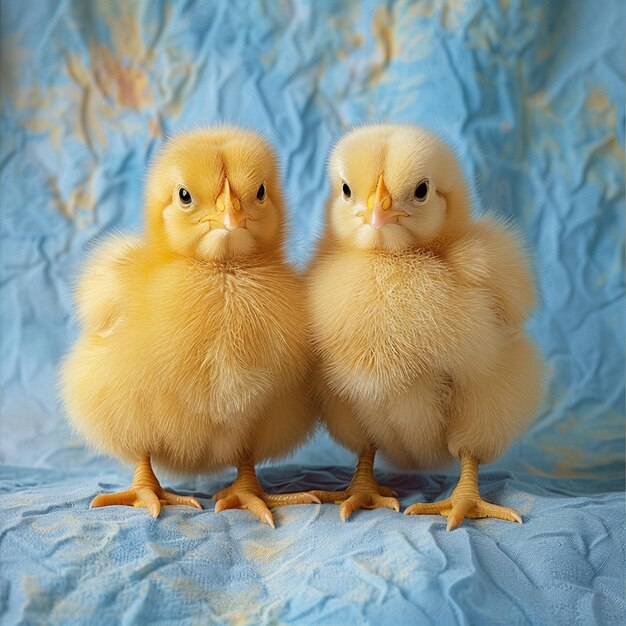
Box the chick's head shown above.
[145,127,285,259]
[327,125,472,251]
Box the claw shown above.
[339,499,356,522]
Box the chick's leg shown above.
[405,452,521,531]
[213,457,320,528]
[310,446,400,521]
[90,457,202,518]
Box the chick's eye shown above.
[256,183,266,201]
[179,187,192,206]
[414,180,429,202]
[342,182,351,199]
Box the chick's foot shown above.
[90,457,202,518]
[310,447,400,521]
[214,458,320,528]
[405,454,521,531]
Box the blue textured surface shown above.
[0,0,624,624]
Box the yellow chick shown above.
[61,127,318,526]
[307,124,543,529]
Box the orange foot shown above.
[405,494,521,531]
[90,457,202,518]
[213,459,320,528]
[310,447,400,521]
[405,453,521,531]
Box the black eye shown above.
[256,183,266,201]
[179,187,192,205]
[414,180,429,202]
[342,182,351,199]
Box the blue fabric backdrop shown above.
[1,1,624,624]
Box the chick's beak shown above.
[215,178,246,231]
[366,175,405,229]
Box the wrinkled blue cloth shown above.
[1,465,624,624]
[0,0,624,624]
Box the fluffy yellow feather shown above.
[307,124,543,528]
[61,127,317,525]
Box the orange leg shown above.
[405,452,521,531]
[310,446,400,521]
[213,457,320,528]
[90,457,202,518]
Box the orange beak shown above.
[214,178,246,231]
[366,175,405,229]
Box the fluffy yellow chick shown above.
[61,127,318,526]
[307,124,543,529]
